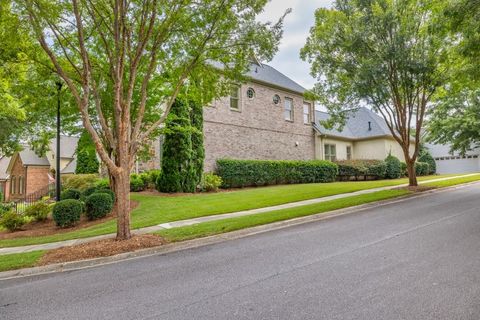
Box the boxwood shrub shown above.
[385,154,402,179]
[415,162,430,176]
[95,188,115,202]
[216,159,338,188]
[52,199,83,227]
[61,188,82,200]
[336,160,387,180]
[85,193,113,220]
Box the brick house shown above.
[0,136,79,202]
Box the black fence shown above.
[12,183,56,214]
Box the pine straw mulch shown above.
[37,234,168,266]
[0,200,139,240]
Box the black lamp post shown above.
[55,81,63,201]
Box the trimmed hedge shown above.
[415,162,430,176]
[385,154,402,179]
[336,160,387,180]
[216,159,338,188]
[61,188,82,200]
[52,199,83,227]
[85,193,113,220]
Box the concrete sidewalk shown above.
[1,174,477,255]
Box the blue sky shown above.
[258,0,333,90]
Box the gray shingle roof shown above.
[18,149,50,166]
[210,61,306,94]
[314,107,393,140]
[49,135,79,159]
[61,158,77,174]
[0,156,11,180]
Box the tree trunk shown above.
[406,159,418,187]
[111,170,131,240]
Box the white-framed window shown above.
[273,94,281,105]
[246,87,255,99]
[346,146,352,160]
[284,97,293,121]
[18,176,24,195]
[303,102,311,124]
[230,85,240,110]
[11,176,15,195]
[325,144,337,161]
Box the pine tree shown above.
[75,130,99,174]
[189,99,205,189]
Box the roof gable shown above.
[49,135,79,159]
[314,107,393,140]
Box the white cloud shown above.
[257,0,333,89]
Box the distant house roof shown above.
[314,107,393,140]
[61,158,77,174]
[49,135,79,159]
[0,156,11,180]
[210,61,306,94]
[18,149,50,166]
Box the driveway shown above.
[1,183,480,320]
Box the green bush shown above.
[336,160,387,180]
[24,201,50,222]
[418,149,436,174]
[95,188,115,202]
[82,186,100,198]
[146,170,161,189]
[62,174,99,191]
[199,173,223,192]
[0,202,15,216]
[0,210,25,231]
[75,130,100,174]
[400,162,407,176]
[52,199,83,227]
[385,154,402,179]
[95,178,110,189]
[85,193,113,220]
[216,159,338,188]
[415,162,430,176]
[61,188,82,200]
[130,174,146,192]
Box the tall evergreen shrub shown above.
[75,130,100,174]
[190,99,205,189]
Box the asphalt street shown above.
[1,183,480,320]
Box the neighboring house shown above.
[0,156,11,200]
[425,143,480,174]
[0,135,79,202]
[314,108,415,162]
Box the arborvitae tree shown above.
[157,98,193,193]
[189,99,205,189]
[75,130,99,174]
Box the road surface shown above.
[2,183,480,319]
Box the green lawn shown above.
[157,189,411,242]
[0,251,45,272]
[0,174,475,248]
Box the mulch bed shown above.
[0,200,139,240]
[395,185,436,193]
[37,234,167,266]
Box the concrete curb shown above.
[1,180,478,281]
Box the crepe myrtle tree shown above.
[19,0,288,240]
[301,0,450,186]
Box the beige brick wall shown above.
[203,81,315,171]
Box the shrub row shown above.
[216,159,338,188]
[336,160,387,180]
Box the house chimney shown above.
[368,121,372,131]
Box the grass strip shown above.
[157,189,411,242]
[0,251,45,272]
[423,174,480,188]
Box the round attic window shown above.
[273,94,281,105]
[247,87,255,99]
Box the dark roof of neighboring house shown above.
[0,156,11,180]
[210,61,306,94]
[61,158,77,174]
[18,149,50,166]
[314,107,393,140]
[49,135,79,159]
